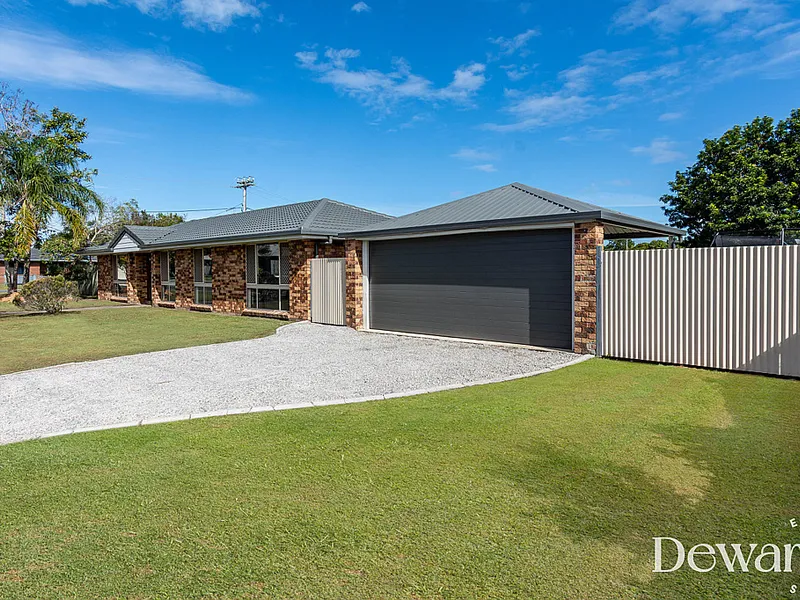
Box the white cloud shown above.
[179,0,260,30]
[324,48,361,68]
[613,0,782,32]
[614,63,681,86]
[451,147,496,161]
[351,1,371,12]
[658,111,684,121]
[296,49,486,110]
[484,50,633,132]
[471,164,497,172]
[0,28,252,102]
[631,137,685,163]
[66,0,261,30]
[488,29,539,58]
[484,91,593,132]
[500,64,534,81]
[560,49,635,91]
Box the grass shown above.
[0,307,283,374]
[0,360,797,599]
[0,298,118,312]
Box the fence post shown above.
[596,244,603,356]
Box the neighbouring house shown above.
[80,183,683,354]
[1,248,47,288]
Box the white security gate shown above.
[601,246,800,377]
[310,258,346,326]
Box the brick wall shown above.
[573,222,604,355]
[288,240,315,320]
[127,253,150,304]
[175,249,194,308]
[97,254,113,300]
[318,242,345,259]
[211,245,246,314]
[150,252,163,305]
[30,263,41,277]
[345,239,364,329]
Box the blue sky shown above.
[1,0,799,225]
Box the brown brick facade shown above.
[288,240,315,320]
[345,239,364,329]
[211,245,246,314]
[175,249,194,308]
[127,253,150,304]
[573,222,604,355]
[97,254,113,300]
[150,252,163,305]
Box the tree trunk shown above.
[22,258,31,285]
[6,258,18,292]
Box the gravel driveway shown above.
[0,322,584,445]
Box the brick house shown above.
[81,184,682,354]
[1,248,45,288]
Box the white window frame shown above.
[194,250,213,306]
[161,251,176,303]
[113,255,128,297]
[246,242,290,311]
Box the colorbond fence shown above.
[600,245,800,377]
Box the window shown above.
[160,251,176,302]
[246,243,290,311]
[193,249,212,305]
[113,255,128,297]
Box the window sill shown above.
[242,308,292,320]
[156,301,176,308]
[189,304,213,312]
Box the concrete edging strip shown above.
[24,354,594,444]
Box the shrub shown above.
[13,276,79,314]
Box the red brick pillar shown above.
[97,255,113,300]
[345,239,364,330]
[211,245,246,314]
[175,249,194,308]
[573,222,604,354]
[288,240,315,320]
[150,252,162,305]
[127,253,150,304]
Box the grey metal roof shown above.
[81,199,393,253]
[345,183,684,239]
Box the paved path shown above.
[0,322,586,445]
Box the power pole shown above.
[234,177,255,212]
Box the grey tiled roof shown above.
[85,199,393,253]
[346,182,684,238]
[126,226,178,244]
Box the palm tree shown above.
[0,133,101,287]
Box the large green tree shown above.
[0,85,101,289]
[661,109,800,246]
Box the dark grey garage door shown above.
[368,229,572,348]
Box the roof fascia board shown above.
[597,210,685,237]
[347,212,603,239]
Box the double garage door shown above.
[368,229,573,349]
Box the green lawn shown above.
[0,360,797,599]
[0,307,283,374]
[0,298,118,312]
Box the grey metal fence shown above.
[601,245,800,377]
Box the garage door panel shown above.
[369,230,573,348]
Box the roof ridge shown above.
[299,199,330,233]
[321,197,394,219]
[510,183,579,214]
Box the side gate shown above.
[310,258,346,326]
